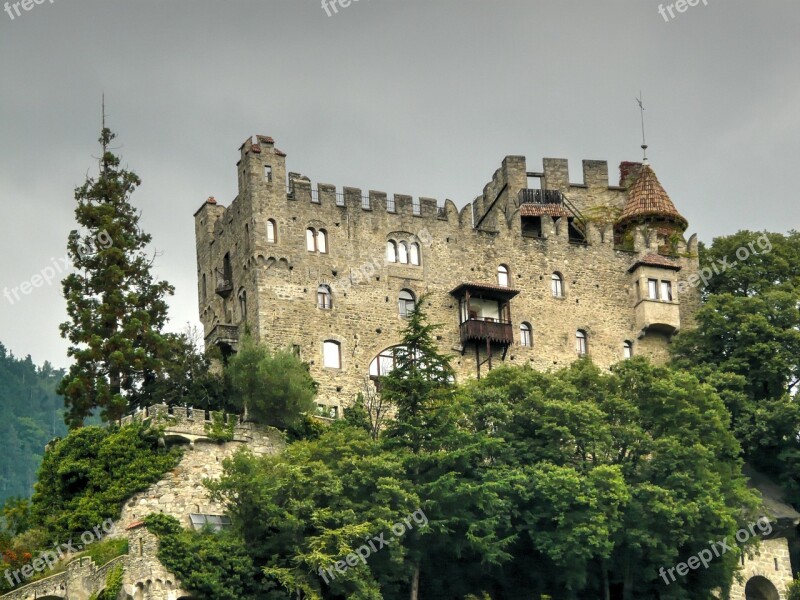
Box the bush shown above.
[787,578,800,600]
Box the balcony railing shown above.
[518,189,566,205]
[215,278,233,298]
[459,318,514,345]
[205,323,240,351]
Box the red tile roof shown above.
[628,253,682,272]
[126,520,145,530]
[520,204,573,218]
[616,165,687,231]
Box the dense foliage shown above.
[159,301,760,600]
[671,230,800,502]
[0,343,67,505]
[29,422,182,541]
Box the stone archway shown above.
[745,575,780,600]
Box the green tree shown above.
[671,230,800,501]
[226,336,317,431]
[58,127,175,427]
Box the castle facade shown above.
[194,135,701,415]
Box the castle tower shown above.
[614,162,688,250]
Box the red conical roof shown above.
[616,164,687,231]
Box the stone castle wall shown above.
[194,136,701,412]
[117,404,284,531]
[728,538,794,600]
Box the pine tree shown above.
[57,127,175,427]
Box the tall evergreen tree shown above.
[58,127,174,427]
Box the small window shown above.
[323,340,341,369]
[264,165,272,182]
[520,322,532,347]
[317,285,332,310]
[387,196,396,212]
[576,330,587,356]
[409,242,420,266]
[201,273,207,302]
[398,289,415,318]
[660,281,673,302]
[244,223,250,251]
[551,273,563,297]
[317,229,328,253]
[412,197,421,215]
[497,265,509,287]
[398,242,409,264]
[189,513,232,532]
[267,219,276,243]
[623,341,633,359]
[647,279,659,300]
[306,228,316,252]
[238,289,247,319]
[387,241,397,263]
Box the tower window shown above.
[551,273,564,297]
[520,322,533,347]
[317,285,332,310]
[264,165,272,182]
[387,241,397,263]
[409,242,421,266]
[306,228,316,252]
[317,229,328,253]
[576,330,588,356]
[201,274,207,302]
[398,289,416,318]
[660,281,673,301]
[238,289,247,319]
[267,219,277,243]
[647,279,659,300]
[623,340,633,359]
[398,242,408,264]
[497,265,509,287]
[323,340,341,369]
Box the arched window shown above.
[306,228,316,252]
[317,229,328,253]
[398,241,408,264]
[497,265,509,287]
[576,330,588,356]
[551,272,564,297]
[238,289,247,319]
[520,322,532,347]
[323,340,341,369]
[623,340,633,359]
[409,242,421,266]
[317,284,332,310]
[398,289,415,317]
[386,240,397,263]
[267,219,277,243]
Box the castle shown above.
[194,135,702,416]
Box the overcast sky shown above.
[1,0,798,368]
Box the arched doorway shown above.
[745,576,780,600]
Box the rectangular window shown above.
[412,197,421,215]
[323,341,341,369]
[647,279,659,300]
[264,165,272,182]
[387,196,396,212]
[660,281,673,302]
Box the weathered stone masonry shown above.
[194,135,702,414]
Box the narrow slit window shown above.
[267,219,276,243]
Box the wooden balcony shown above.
[459,318,514,345]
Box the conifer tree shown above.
[58,127,175,427]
